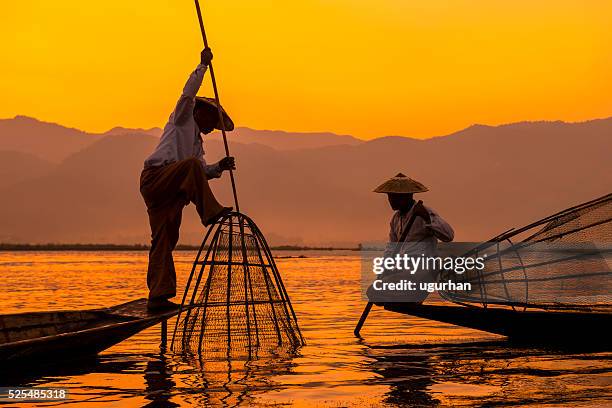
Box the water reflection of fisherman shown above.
[143,354,179,407]
[366,348,440,406]
[372,173,454,302]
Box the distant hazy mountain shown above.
[0,116,362,162]
[104,126,162,138]
[0,116,103,163]
[209,127,363,150]
[0,150,54,189]
[0,116,610,245]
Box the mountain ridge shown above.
[4,114,611,157]
[0,115,610,245]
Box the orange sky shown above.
[1,1,611,139]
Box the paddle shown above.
[353,200,424,337]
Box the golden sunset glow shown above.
[1,1,611,138]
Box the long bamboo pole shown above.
[194,0,240,212]
[354,201,424,337]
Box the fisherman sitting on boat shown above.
[368,173,454,303]
[140,48,235,311]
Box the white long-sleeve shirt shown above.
[144,64,222,178]
[383,203,454,258]
[374,204,454,303]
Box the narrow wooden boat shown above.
[0,299,179,363]
[383,303,612,346]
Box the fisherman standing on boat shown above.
[370,173,454,303]
[140,48,235,311]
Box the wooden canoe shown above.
[382,303,612,346]
[0,299,179,364]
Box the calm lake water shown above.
[1,251,611,407]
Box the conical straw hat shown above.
[195,96,235,131]
[373,173,429,193]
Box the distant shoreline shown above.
[0,243,359,251]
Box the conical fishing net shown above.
[440,193,612,312]
[171,212,304,359]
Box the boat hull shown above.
[0,299,179,364]
[383,303,612,346]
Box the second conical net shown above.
[172,212,304,359]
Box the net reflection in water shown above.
[174,352,296,407]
